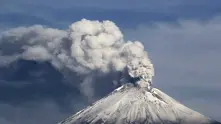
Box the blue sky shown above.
[0,0,221,123]
[1,0,221,28]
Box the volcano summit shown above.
[58,64,220,124]
[58,83,220,124]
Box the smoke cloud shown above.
[0,19,154,98]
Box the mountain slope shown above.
[58,83,218,124]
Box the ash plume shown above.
[0,19,154,99]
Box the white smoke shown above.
[22,45,52,61]
[0,19,154,98]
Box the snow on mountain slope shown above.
[58,84,214,124]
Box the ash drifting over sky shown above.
[0,19,154,100]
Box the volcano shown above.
[58,60,220,124]
[58,83,220,124]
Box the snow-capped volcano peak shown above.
[57,57,220,124]
[58,83,217,124]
